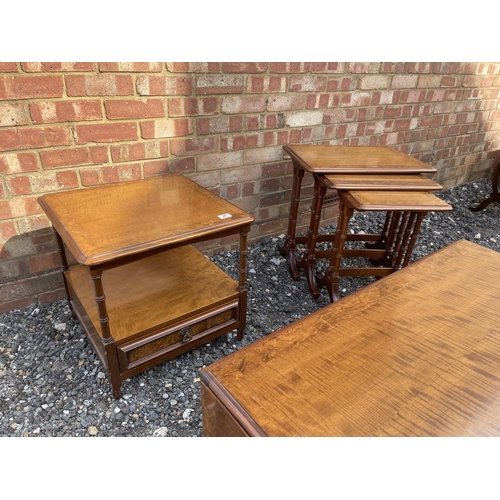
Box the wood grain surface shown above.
[320,173,443,191]
[38,174,254,266]
[202,240,500,436]
[66,245,239,344]
[284,144,437,173]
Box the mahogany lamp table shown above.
[279,144,437,280]
[201,240,500,437]
[38,174,254,399]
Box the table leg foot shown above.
[278,242,301,280]
[305,260,321,300]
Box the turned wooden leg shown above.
[302,179,327,300]
[318,201,354,303]
[52,227,76,319]
[278,165,304,280]
[89,268,122,399]
[237,227,250,341]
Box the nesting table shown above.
[200,240,500,437]
[278,144,451,301]
[278,144,437,280]
[38,174,254,398]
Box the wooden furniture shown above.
[469,160,500,211]
[278,144,437,280]
[201,240,500,437]
[316,190,452,302]
[38,174,254,399]
[301,173,446,300]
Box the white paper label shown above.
[218,213,232,219]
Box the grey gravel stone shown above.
[1,178,499,437]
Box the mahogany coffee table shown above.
[201,240,500,436]
[38,174,254,398]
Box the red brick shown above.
[220,165,261,184]
[101,164,142,183]
[420,115,444,128]
[74,122,138,143]
[267,94,307,111]
[0,152,38,174]
[80,168,101,186]
[0,126,71,152]
[0,220,17,240]
[168,97,219,116]
[6,175,31,195]
[40,146,108,169]
[222,63,267,73]
[290,75,327,92]
[21,62,95,72]
[197,116,243,135]
[0,63,18,72]
[349,62,381,73]
[197,151,242,171]
[0,75,63,100]
[66,74,134,96]
[170,137,218,156]
[28,251,61,274]
[399,90,426,104]
[99,62,163,72]
[0,102,29,126]
[408,63,432,73]
[168,157,195,174]
[136,76,192,96]
[141,118,193,138]
[394,118,412,131]
[222,133,260,151]
[246,76,287,93]
[167,62,221,73]
[196,75,244,95]
[311,62,346,73]
[105,99,165,119]
[222,96,265,114]
[270,63,310,73]
[111,141,168,162]
[30,100,102,123]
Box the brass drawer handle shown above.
[180,327,192,343]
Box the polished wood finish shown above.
[279,144,438,280]
[201,240,500,437]
[39,174,253,267]
[283,144,437,173]
[314,190,452,302]
[38,174,254,398]
[321,173,443,191]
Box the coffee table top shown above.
[284,144,437,173]
[201,240,500,436]
[39,174,254,266]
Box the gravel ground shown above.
[1,178,500,438]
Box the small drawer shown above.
[117,305,238,372]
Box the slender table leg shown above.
[237,227,250,341]
[402,212,427,267]
[394,212,418,270]
[89,268,122,399]
[52,227,76,319]
[301,178,327,300]
[317,200,354,303]
[278,165,304,280]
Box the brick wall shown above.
[1,61,500,313]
